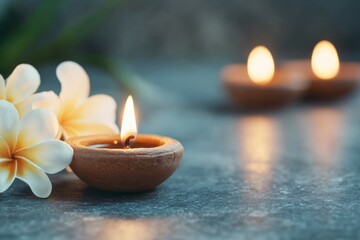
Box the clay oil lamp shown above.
[222,46,309,109]
[282,40,360,101]
[66,96,184,192]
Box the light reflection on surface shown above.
[237,116,281,191]
[85,218,170,240]
[304,107,344,172]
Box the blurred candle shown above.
[247,46,275,85]
[221,45,308,109]
[282,40,360,100]
[311,40,340,80]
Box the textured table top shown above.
[1,59,360,240]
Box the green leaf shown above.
[0,0,61,73]
[31,0,127,62]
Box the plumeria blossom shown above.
[0,64,40,117]
[0,100,73,198]
[32,61,119,139]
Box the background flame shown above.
[120,95,137,143]
[311,40,340,80]
[247,46,275,85]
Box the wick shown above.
[124,135,135,149]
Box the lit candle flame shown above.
[120,95,137,144]
[311,40,340,80]
[247,46,275,85]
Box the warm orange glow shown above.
[120,95,137,143]
[90,219,171,240]
[305,107,343,171]
[247,46,275,85]
[311,40,340,80]
[237,116,280,191]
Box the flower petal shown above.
[0,75,5,99]
[6,64,40,104]
[13,100,32,118]
[16,109,58,150]
[15,91,61,119]
[30,91,61,119]
[0,100,20,151]
[60,126,77,140]
[69,94,118,125]
[14,140,73,174]
[16,157,51,198]
[63,122,118,139]
[0,137,11,159]
[0,160,17,193]
[57,61,90,110]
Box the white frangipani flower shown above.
[32,61,119,139]
[0,64,40,117]
[0,100,73,198]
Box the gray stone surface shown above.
[1,59,360,239]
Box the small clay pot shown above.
[282,60,360,101]
[222,64,309,109]
[66,134,184,192]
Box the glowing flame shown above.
[247,46,275,85]
[311,40,340,80]
[120,95,137,143]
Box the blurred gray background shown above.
[5,0,360,63]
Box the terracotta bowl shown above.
[282,60,360,101]
[222,64,309,109]
[66,134,184,192]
